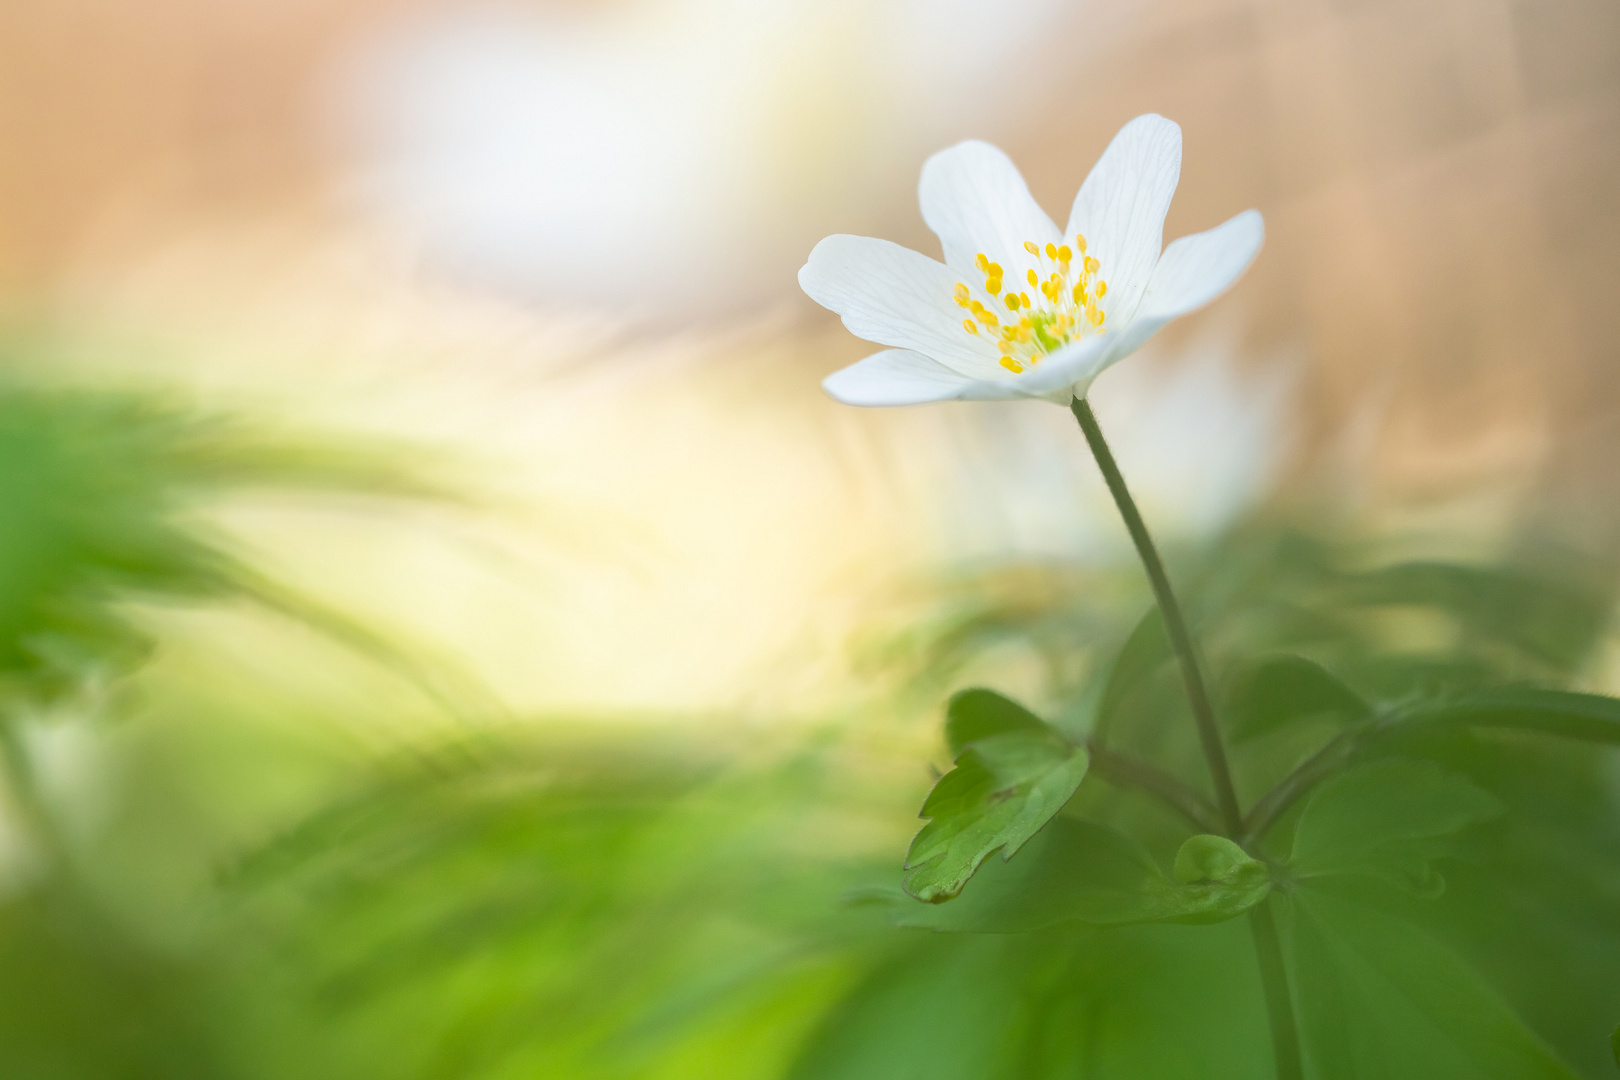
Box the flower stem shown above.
[1069,397,1304,1080]
[1248,898,1305,1080]
[1068,398,1241,833]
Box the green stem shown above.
[1249,898,1305,1080]
[1069,398,1241,833]
[1070,397,1304,1080]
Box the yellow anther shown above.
[969,300,984,313]
[963,319,979,334]
[1057,245,1072,263]
[1005,294,1021,310]
[1020,292,1032,309]
[979,311,999,327]
[1000,357,1025,373]
[954,283,969,303]
[1096,280,1108,298]
[1026,268,1039,287]
[1084,256,1099,275]
[1072,283,1087,304]
[988,262,1003,278]
[997,340,1014,354]
[975,253,989,272]
[1075,234,1088,254]
[986,277,1002,295]
[1023,241,1039,256]
[1045,242,1057,259]
[1088,306,1104,327]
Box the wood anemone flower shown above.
[799,114,1264,406]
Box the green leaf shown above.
[888,818,1269,929]
[943,687,1049,756]
[1292,885,1582,1079]
[903,690,1088,903]
[1351,560,1607,672]
[1160,834,1274,925]
[791,920,1279,1080]
[1291,759,1505,896]
[1224,655,1367,743]
[1401,688,1620,745]
[1095,607,1172,739]
[1611,1024,1618,1068]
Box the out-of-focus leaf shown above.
[1291,759,1504,896]
[0,386,458,709]
[1291,885,1582,1079]
[886,819,1268,930]
[903,690,1088,903]
[1095,607,1172,740]
[787,935,1026,1080]
[1399,688,1620,745]
[1351,561,1607,673]
[1224,655,1366,743]
[793,917,1273,1080]
[1611,1024,1618,1068]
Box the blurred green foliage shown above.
[0,374,1614,1079]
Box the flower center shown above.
[953,235,1108,374]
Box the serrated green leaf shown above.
[903,690,1088,903]
[889,818,1269,929]
[1292,885,1583,1079]
[1291,759,1505,896]
[1224,655,1367,743]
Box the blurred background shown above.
[0,0,1618,1076]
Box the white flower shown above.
[799,115,1264,406]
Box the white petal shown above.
[1065,114,1182,327]
[823,347,1100,407]
[919,141,1061,277]
[799,235,1000,377]
[1005,334,1115,399]
[1102,209,1265,361]
[822,350,976,407]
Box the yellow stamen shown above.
[1023,241,1040,256]
[1000,357,1024,373]
[962,319,978,334]
[1084,256,1099,275]
[1005,294,1021,310]
[1020,292,1032,309]
[1057,244,1072,264]
[975,253,989,272]
[1075,234,1088,254]
[1096,280,1107,298]
[954,283,969,304]
[1026,268,1038,287]
[1045,242,1057,259]
[986,277,1002,295]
